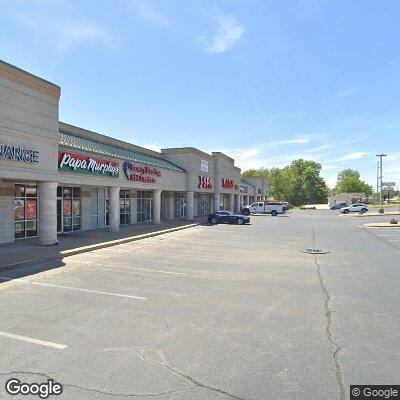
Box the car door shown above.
[220,212,230,223]
[250,203,258,213]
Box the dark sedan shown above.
[208,211,250,225]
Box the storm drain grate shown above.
[299,248,330,255]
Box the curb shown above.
[0,223,200,273]
[363,223,400,228]
[339,212,400,218]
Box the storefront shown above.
[0,59,250,246]
[212,153,241,213]
[14,184,39,239]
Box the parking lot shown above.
[1,211,400,399]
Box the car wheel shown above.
[271,210,278,216]
[361,208,367,213]
[237,218,243,225]
[211,218,218,224]
[242,209,250,216]
[344,209,349,214]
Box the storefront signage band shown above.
[58,151,120,177]
[0,143,39,163]
[123,161,161,184]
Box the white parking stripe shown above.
[101,265,188,276]
[32,282,147,300]
[0,331,67,349]
[0,277,146,300]
[99,267,226,281]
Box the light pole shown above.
[376,154,387,213]
[376,160,379,195]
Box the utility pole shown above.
[376,160,379,196]
[376,154,387,213]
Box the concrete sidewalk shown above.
[0,218,206,270]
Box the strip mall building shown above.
[0,60,268,245]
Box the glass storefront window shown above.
[120,189,131,225]
[220,194,229,210]
[14,184,38,239]
[58,186,81,232]
[174,192,186,219]
[137,191,153,222]
[198,194,211,216]
[91,188,109,229]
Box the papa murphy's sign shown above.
[123,161,161,184]
[58,151,120,177]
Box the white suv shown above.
[340,203,369,214]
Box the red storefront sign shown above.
[198,176,212,189]
[123,161,161,184]
[222,178,238,190]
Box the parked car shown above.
[208,211,250,225]
[340,204,369,214]
[330,202,348,210]
[242,201,284,216]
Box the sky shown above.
[1,0,399,188]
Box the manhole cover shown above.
[299,248,330,254]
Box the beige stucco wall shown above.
[243,177,269,197]
[328,193,366,207]
[0,61,60,182]
[213,152,240,195]
[161,148,215,194]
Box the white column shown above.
[168,192,175,219]
[186,191,194,221]
[38,181,58,246]
[213,192,220,212]
[235,194,241,213]
[246,195,250,205]
[109,186,120,232]
[153,189,161,224]
[229,193,234,212]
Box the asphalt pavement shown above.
[0,210,399,400]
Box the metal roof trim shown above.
[59,131,186,173]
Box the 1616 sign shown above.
[198,176,212,189]
[222,178,238,190]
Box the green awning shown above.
[59,131,185,173]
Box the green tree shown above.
[241,159,329,205]
[334,169,373,196]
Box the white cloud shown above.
[15,14,115,53]
[57,24,115,52]
[371,52,394,65]
[132,0,172,28]
[334,152,370,162]
[335,88,358,98]
[198,15,245,55]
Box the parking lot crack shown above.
[309,214,346,400]
[133,348,247,400]
[0,371,197,398]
